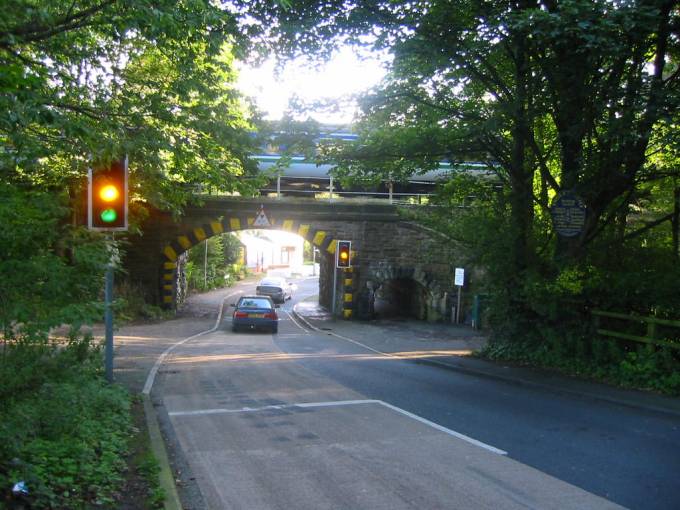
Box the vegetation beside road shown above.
[480,337,680,397]
[0,335,162,509]
[185,233,248,293]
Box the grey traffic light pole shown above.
[104,235,115,383]
[104,259,114,383]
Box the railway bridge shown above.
[125,196,463,321]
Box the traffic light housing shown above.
[337,240,351,268]
[88,157,128,231]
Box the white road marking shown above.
[377,401,507,455]
[284,309,311,332]
[168,399,379,417]
[295,399,380,408]
[142,291,242,395]
[168,399,507,455]
[292,307,397,357]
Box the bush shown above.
[481,333,680,396]
[0,335,134,508]
[185,234,245,292]
[114,279,172,323]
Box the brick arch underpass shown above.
[124,197,461,321]
[159,214,356,317]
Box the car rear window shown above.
[260,278,284,286]
[257,285,282,291]
[238,298,273,309]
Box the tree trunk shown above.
[673,184,679,260]
[508,14,534,275]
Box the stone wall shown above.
[122,198,463,321]
[351,221,458,322]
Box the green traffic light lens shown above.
[100,209,118,223]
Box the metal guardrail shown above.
[592,310,680,350]
[259,187,433,204]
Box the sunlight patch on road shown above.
[165,349,472,364]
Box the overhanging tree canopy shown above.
[0,0,263,211]
[239,0,679,259]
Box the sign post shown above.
[104,258,114,383]
[103,237,120,383]
[454,267,465,324]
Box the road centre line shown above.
[142,290,242,395]
[168,399,507,455]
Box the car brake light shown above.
[264,312,278,320]
[234,311,248,318]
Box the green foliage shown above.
[0,336,134,508]
[0,184,108,338]
[482,338,680,396]
[136,452,165,509]
[186,233,245,292]
[1,0,261,214]
[114,280,173,323]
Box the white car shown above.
[256,277,293,303]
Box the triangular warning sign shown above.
[253,206,271,227]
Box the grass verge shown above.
[0,335,163,509]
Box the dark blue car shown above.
[231,296,279,333]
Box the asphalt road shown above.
[150,276,680,510]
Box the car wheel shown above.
[272,325,278,334]
[232,325,239,333]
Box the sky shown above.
[237,47,388,125]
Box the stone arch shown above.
[366,265,448,321]
[159,213,356,316]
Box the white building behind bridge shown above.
[236,230,305,277]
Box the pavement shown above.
[291,298,680,419]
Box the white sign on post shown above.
[455,267,465,287]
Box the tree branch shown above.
[622,212,674,242]
[1,0,116,45]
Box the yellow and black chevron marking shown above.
[160,215,358,310]
[342,267,354,319]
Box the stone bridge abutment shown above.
[124,197,460,322]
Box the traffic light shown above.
[337,240,351,268]
[88,157,128,231]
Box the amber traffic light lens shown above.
[99,185,120,202]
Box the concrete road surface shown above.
[148,278,629,510]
